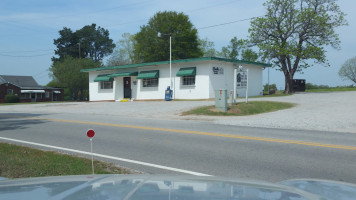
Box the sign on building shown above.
[212,67,224,75]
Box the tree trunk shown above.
[284,73,294,94]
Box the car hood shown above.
[0,174,355,200]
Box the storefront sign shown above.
[236,72,247,88]
[212,67,224,75]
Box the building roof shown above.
[80,57,272,73]
[0,75,40,87]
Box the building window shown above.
[100,81,113,89]
[37,93,42,99]
[7,89,13,94]
[142,78,158,87]
[182,76,195,86]
[21,93,30,99]
[45,91,50,98]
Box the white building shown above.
[81,57,270,101]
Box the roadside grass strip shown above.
[182,101,295,116]
[0,142,128,178]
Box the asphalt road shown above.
[1,112,356,184]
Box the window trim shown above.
[100,81,113,89]
[181,75,196,86]
[21,93,30,99]
[7,89,14,94]
[142,78,159,87]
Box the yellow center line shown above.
[2,115,356,151]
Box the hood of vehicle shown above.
[0,174,353,200]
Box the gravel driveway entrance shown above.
[1,92,355,133]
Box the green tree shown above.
[217,37,259,62]
[217,37,244,60]
[49,57,101,100]
[339,56,356,84]
[134,11,203,63]
[241,49,259,62]
[106,33,136,66]
[198,37,217,57]
[53,24,115,62]
[249,0,347,93]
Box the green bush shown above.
[264,83,277,94]
[5,94,19,103]
[64,96,72,101]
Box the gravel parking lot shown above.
[1,91,355,133]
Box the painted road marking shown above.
[2,115,356,151]
[0,136,211,177]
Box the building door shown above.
[123,77,131,98]
[31,93,36,102]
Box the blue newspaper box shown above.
[165,86,173,101]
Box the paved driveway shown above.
[1,91,355,133]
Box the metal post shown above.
[169,36,172,90]
[233,68,237,104]
[90,138,94,175]
[245,69,248,104]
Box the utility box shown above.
[215,89,227,112]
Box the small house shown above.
[0,75,64,103]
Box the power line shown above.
[197,16,260,30]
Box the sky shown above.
[1,0,355,89]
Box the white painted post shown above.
[245,69,249,104]
[233,68,237,104]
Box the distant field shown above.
[305,87,356,92]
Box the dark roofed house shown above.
[0,75,64,103]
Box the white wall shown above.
[136,65,167,100]
[173,61,210,99]
[208,62,263,98]
[235,64,264,97]
[134,63,210,100]
[89,71,115,101]
[208,62,235,98]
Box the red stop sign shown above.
[87,129,95,138]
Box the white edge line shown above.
[0,136,211,177]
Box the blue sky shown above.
[1,0,355,89]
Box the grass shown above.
[250,93,291,98]
[173,99,213,101]
[182,101,295,116]
[0,143,129,179]
[305,87,356,92]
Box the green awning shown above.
[136,70,159,79]
[108,71,138,77]
[94,75,113,82]
[176,67,196,76]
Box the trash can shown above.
[165,86,173,101]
